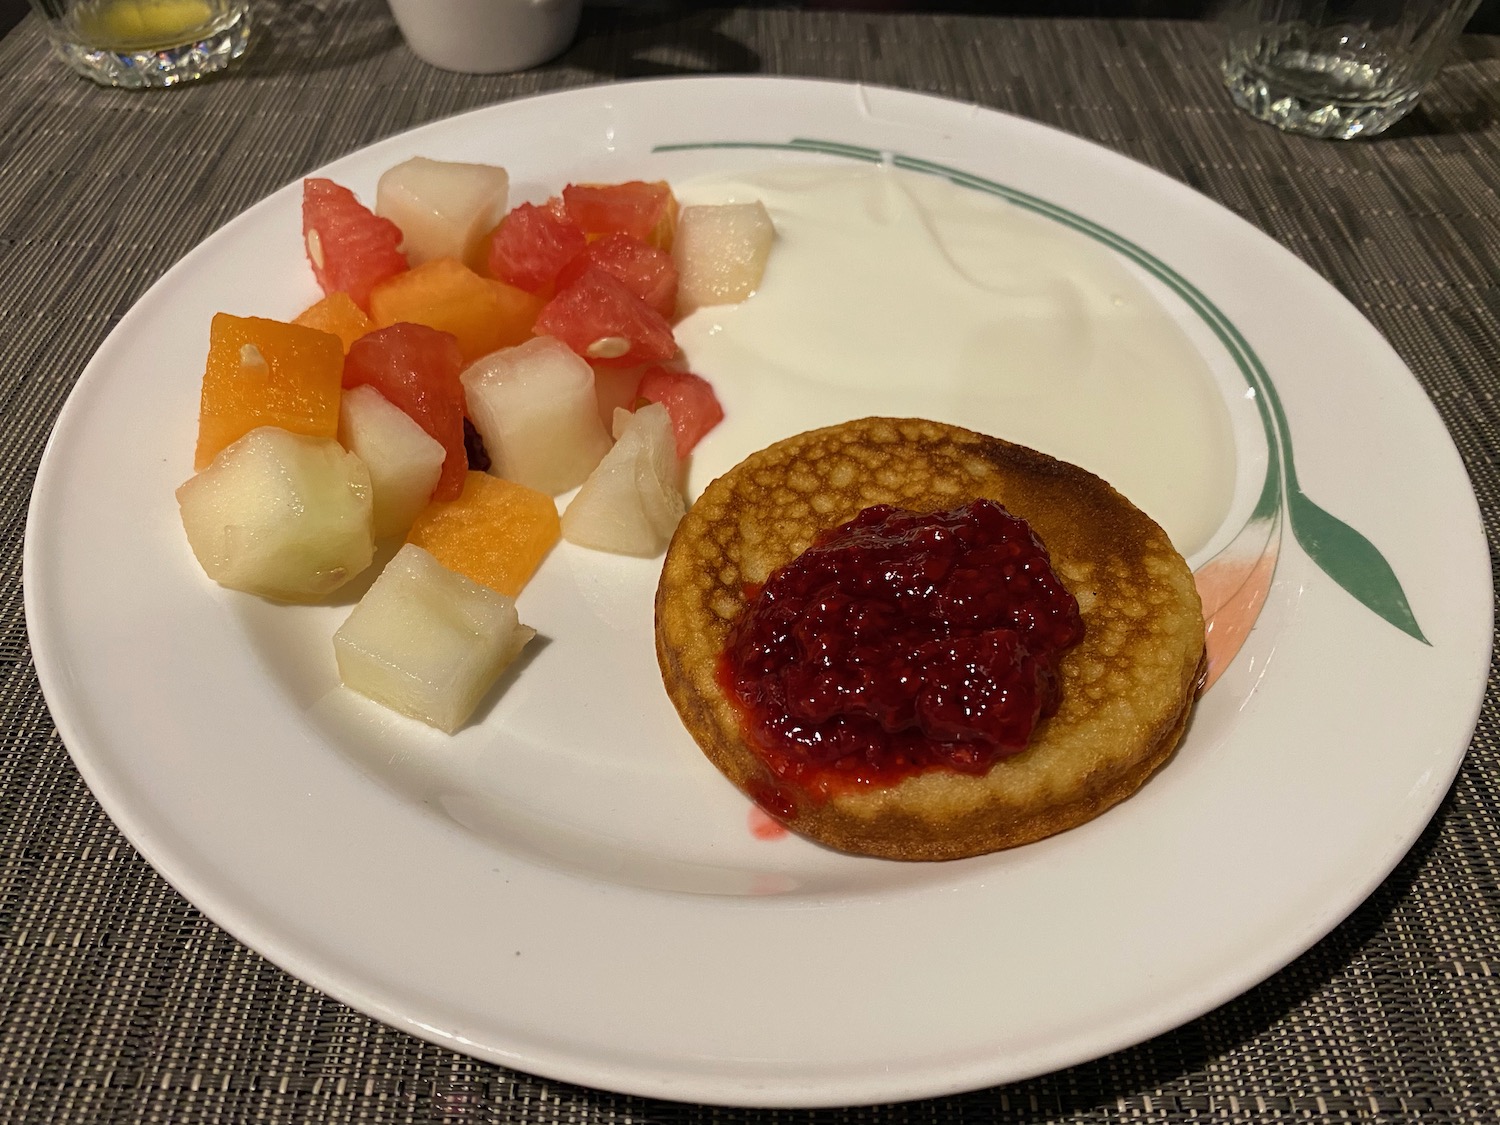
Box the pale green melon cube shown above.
[338,384,445,539]
[461,335,611,495]
[375,156,509,268]
[333,543,535,732]
[176,426,373,602]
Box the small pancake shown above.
[655,418,1205,860]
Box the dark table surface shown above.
[3,2,1499,1122]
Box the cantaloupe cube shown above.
[338,385,446,539]
[334,543,534,733]
[193,314,344,470]
[368,258,543,364]
[293,292,374,352]
[673,201,775,316]
[177,426,374,602]
[406,471,560,597]
[375,157,509,272]
[462,336,612,495]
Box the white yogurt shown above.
[673,164,1235,557]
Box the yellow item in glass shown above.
[73,0,218,50]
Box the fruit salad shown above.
[176,157,775,731]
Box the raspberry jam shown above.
[719,500,1084,797]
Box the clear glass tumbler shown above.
[28,0,251,88]
[1220,0,1480,139]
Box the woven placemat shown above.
[2,3,1497,1121]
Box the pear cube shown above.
[334,543,535,732]
[376,157,509,270]
[462,335,612,495]
[673,201,775,315]
[177,426,373,602]
[338,384,446,539]
[562,403,684,557]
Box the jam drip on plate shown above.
[720,499,1084,797]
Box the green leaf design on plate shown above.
[1285,486,1428,643]
[655,136,1430,644]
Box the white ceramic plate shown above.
[24,78,1492,1107]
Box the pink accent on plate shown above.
[1195,527,1280,693]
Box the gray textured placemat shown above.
[2,3,1497,1121]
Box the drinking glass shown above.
[1220,0,1481,139]
[28,0,251,88]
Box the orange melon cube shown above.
[293,292,374,352]
[368,258,544,364]
[406,471,560,597]
[194,314,344,471]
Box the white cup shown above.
[386,0,582,74]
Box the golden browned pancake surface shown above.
[655,418,1204,860]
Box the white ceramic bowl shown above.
[386,0,582,74]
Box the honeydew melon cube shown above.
[375,157,509,271]
[176,426,374,602]
[338,384,446,539]
[461,335,612,495]
[673,201,775,315]
[561,403,684,557]
[333,543,535,732]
